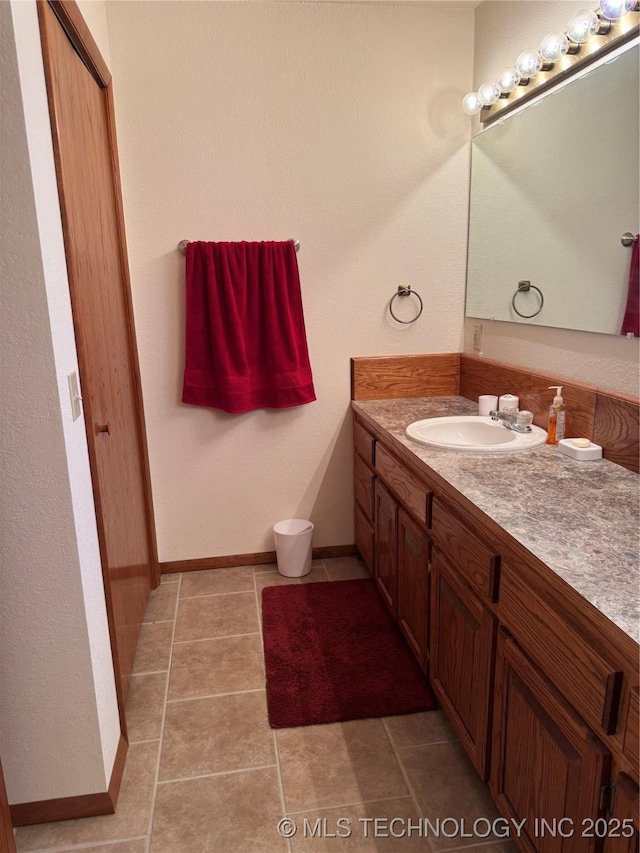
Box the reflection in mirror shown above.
[465,43,639,337]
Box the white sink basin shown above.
[405,416,547,453]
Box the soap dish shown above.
[558,438,603,461]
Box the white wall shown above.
[106,1,474,562]
[463,0,639,394]
[0,0,120,802]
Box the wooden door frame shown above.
[37,0,160,732]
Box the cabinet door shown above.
[491,629,611,853]
[398,508,430,672]
[374,480,398,617]
[430,547,495,778]
[354,502,374,574]
[605,773,638,853]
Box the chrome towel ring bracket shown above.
[512,280,544,319]
[389,285,423,324]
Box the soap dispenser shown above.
[546,386,566,445]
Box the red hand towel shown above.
[182,241,316,414]
[620,236,639,338]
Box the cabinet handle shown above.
[97,423,111,436]
[489,555,501,603]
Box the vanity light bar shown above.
[462,2,640,125]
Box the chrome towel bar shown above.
[178,239,300,254]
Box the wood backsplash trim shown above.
[460,354,597,439]
[351,354,460,401]
[593,392,640,474]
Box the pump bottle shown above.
[546,386,566,445]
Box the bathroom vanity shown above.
[352,394,639,853]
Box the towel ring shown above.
[389,285,423,324]
[512,280,544,319]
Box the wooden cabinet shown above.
[492,629,611,853]
[397,509,430,672]
[374,480,398,617]
[352,410,639,853]
[430,547,495,778]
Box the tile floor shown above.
[15,558,517,853]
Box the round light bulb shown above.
[599,0,637,19]
[515,50,543,78]
[497,67,521,93]
[539,32,570,62]
[461,92,482,115]
[566,9,601,43]
[477,81,501,106]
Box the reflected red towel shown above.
[182,241,316,413]
[620,236,639,338]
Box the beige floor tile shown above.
[180,566,255,598]
[143,583,178,623]
[256,565,329,594]
[254,562,279,574]
[160,690,275,781]
[398,741,500,851]
[174,591,258,642]
[150,766,288,853]
[132,621,173,674]
[277,719,408,813]
[53,841,148,853]
[160,572,180,583]
[384,710,455,748]
[126,672,167,742]
[16,742,159,851]
[168,633,264,700]
[289,798,430,852]
[323,557,371,582]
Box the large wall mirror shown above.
[465,42,639,337]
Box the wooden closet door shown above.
[38,1,158,716]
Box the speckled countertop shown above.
[353,396,640,644]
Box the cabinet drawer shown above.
[375,444,431,529]
[354,421,375,467]
[354,453,375,523]
[499,560,623,737]
[354,502,374,573]
[431,499,499,602]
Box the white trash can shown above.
[273,519,314,578]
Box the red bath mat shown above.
[261,579,437,728]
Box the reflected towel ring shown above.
[389,285,423,324]
[512,280,544,319]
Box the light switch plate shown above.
[473,324,483,352]
[68,371,82,421]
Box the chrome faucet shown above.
[489,410,533,433]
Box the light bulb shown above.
[515,50,543,78]
[566,9,601,43]
[497,67,521,93]
[477,81,501,106]
[461,92,482,115]
[599,0,637,19]
[539,32,570,62]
